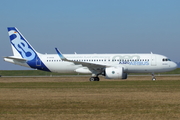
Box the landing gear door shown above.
[151,54,156,66]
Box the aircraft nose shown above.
[171,62,178,70]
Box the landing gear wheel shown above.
[95,77,100,81]
[89,77,100,81]
[89,77,95,81]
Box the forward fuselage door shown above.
[151,54,157,66]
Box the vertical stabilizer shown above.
[6,27,50,71]
[7,27,37,60]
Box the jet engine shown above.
[104,67,127,79]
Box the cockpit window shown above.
[162,58,171,61]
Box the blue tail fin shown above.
[7,27,37,61]
[7,27,50,72]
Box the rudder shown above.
[7,27,37,61]
[6,27,50,72]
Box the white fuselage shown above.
[33,53,176,74]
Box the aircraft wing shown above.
[55,48,108,73]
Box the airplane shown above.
[4,27,177,81]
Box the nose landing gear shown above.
[152,73,156,81]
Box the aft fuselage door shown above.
[36,56,41,66]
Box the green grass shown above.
[0,80,179,91]
[0,70,87,76]
[0,68,180,76]
[0,77,180,120]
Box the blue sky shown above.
[0,0,180,70]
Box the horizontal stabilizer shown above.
[4,56,27,62]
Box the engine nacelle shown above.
[105,67,127,79]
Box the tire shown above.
[96,77,100,81]
[89,77,100,81]
[89,77,95,81]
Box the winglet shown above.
[55,48,67,60]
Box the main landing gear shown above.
[89,77,100,81]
